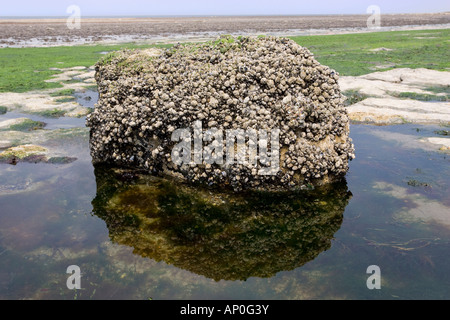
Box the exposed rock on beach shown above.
[87,35,355,191]
[340,68,450,124]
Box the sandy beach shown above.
[1,13,449,47]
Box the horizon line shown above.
[0,12,449,19]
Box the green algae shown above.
[0,144,47,159]
[8,119,46,132]
[33,108,67,118]
[49,89,76,97]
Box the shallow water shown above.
[0,111,87,130]
[0,89,98,130]
[74,90,99,109]
[0,122,449,300]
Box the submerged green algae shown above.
[91,165,352,281]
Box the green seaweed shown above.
[33,108,67,118]
[424,85,450,95]
[54,97,76,103]
[0,43,171,92]
[49,89,75,97]
[434,130,449,136]
[83,85,98,92]
[407,179,431,187]
[8,119,46,132]
[342,90,369,106]
[289,29,450,76]
[390,91,448,102]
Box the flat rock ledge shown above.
[87,35,355,191]
[340,68,450,125]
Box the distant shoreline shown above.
[1,12,449,19]
[1,12,449,22]
[1,13,448,47]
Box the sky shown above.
[1,0,449,16]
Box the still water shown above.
[0,120,449,299]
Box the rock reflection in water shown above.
[91,166,352,281]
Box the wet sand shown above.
[1,13,449,47]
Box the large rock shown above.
[87,35,355,191]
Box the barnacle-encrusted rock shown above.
[87,35,355,191]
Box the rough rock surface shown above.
[87,35,355,191]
